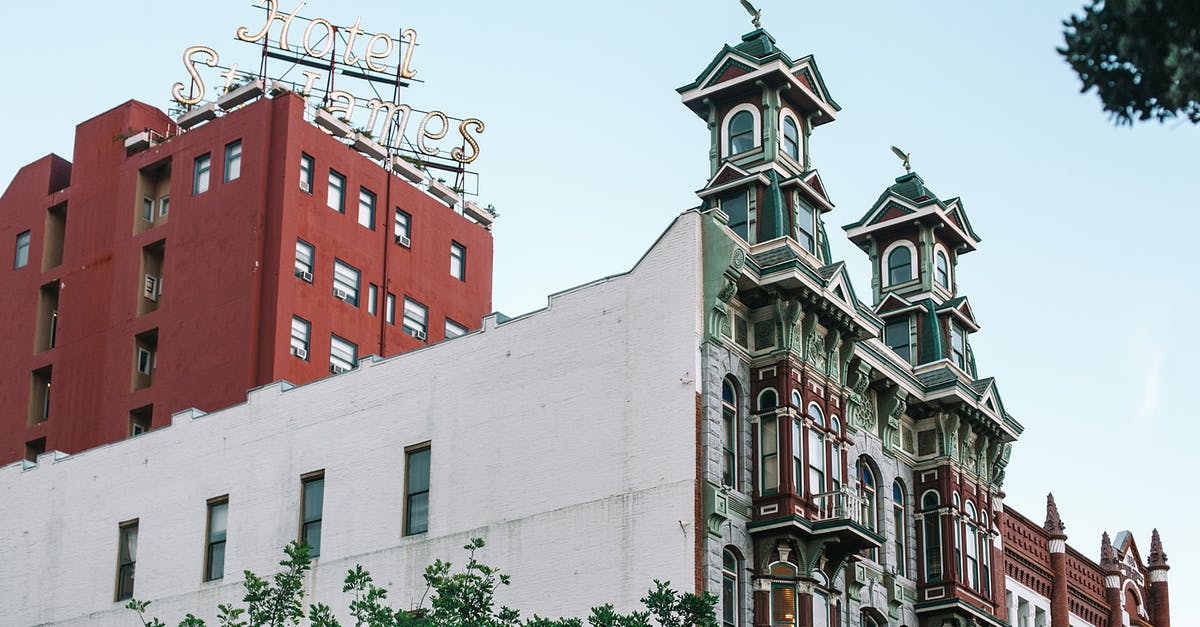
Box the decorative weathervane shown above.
[739,0,762,28]
[890,145,912,173]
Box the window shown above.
[935,249,950,288]
[884,318,912,364]
[950,323,967,370]
[922,491,942,581]
[720,189,749,241]
[224,140,242,182]
[782,116,800,161]
[795,198,815,253]
[759,416,778,494]
[386,293,396,324]
[728,110,755,155]
[15,230,30,268]
[791,419,803,497]
[859,460,878,560]
[886,245,913,284]
[811,591,829,627]
[333,259,360,306]
[142,196,155,223]
[405,445,431,535]
[368,284,378,315]
[290,316,310,359]
[965,502,979,589]
[358,188,376,230]
[445,318,467,339]
[403,297,428,340]
[294,239,314,280]
[115,521,138,601]
[158,195,169,218]
[204,498,228,581]
[807,404,825,498]
[193,154,211,195]
[329,334,357,372]
[327,170,345,213]
[757,389,778,411]
[394,208,411,245]
[129,405,152,437]
[953,493,962,579]
[450,241,466,280]
[299,473,324,557]
[829,417,842,493]
[981,511,992,592]
[137,347,154,376]
[721,379,738,489]
[722,549,740,627]
[893,481,908,577]
[300,153,314,193]
[771,578,796,627]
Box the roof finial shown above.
[1100,532,1120,572]
[739,0,763,28]
[1044,493,1066,535]
[1148,528,1168,568]
[890,145,912,174]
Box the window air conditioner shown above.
[300,270,313,283]
[143,275,159,302]
[413,329,426,341]
[291,346,308,360]
[299,180,311,193]
[330,364,347,374]
[395,234,411,247]
[334,288,350,301]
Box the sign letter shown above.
[417,111,448,156]
[399,28,418,79]
[172,45,219,105]
[452,118,485,164]
[364,33,394,73]
[341,17,365,66]
[302,18,334,58]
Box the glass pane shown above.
[207,541,225,580]
[811,592,828,627]
[303,479,324,521]
[407,449,430,493]
[720,190,749,240]
[304,521,322,556]
[407,492,429,534]
[771,586,795,626]
[209,502,228,541]
[722,575,736,624]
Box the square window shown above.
[402,298,427,340]
[358,188,376,230]
[224,140,242,182]
[327,170,345,213]
[14,231,31,268]
[299,473,324,556]
[445,319,467,339]
[333,259,360,306]
[450,242,465,281]
[300,153,314,193]
[330,334,357,372]
[294,239,314,280]
[193,154,211,195]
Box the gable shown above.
[880,203,914,222]
[875,292,914,316]
[945,205,967,232]
[706,162,752,190]
[707,59,756,88]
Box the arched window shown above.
[887,245,913,285]
[722,548,741,627]
[721,379,738,489]
[921,491,942,582]
[782,116,800,161]
[729,111,755,155]
[790,390,802,408]
[893,481,908,577]
[858,460,878,561]
[760,414,778,494]
[964,502,979,589]
[935,249,950,288]
[807,404,825,500]
[769,562,797,627]
[757,389,778,411]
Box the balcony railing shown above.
[812,488,864,525]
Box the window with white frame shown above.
[728,110,755,155]
[358,188,376,230]
[327,170,345,213]
[450,241,465,280]
[300,153,314,193]
[722,548,740,627]
[781,115,800,161]
[829,417,842,493]
[950,323,967,370]
[795,197,816,253]
[385,293,396,324]
[332,259,360,306]
[158,195,169,217]
[445,318,467,339]
[886,245,913,284]
[290,316,310,359]
[791,418,804,497]
[142,197,155,223]
[858,459,878,560]
[980,511,992,592]
[329,334,356,372]
[759,415,778,495]
[294,239,314,280]
[893,481,908,577]
[224,140,242,182]
[965,501,979,589]
[367,284,378,315]
[807,403,825,498]
[402,297,427,339]
[935,249,950,288]
[14,230,31,268]
[405,445,431,535]
[922,491,943,582]
[193,154,211,195]
[394,208,411,245]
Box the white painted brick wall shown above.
[0,213,704,626]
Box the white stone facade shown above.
[0,213,705,626]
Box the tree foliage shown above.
[1059,0,1200,124]
[129,538,717,627]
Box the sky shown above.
[1,0,1196,619]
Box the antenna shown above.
[739,0,762,28]
[890,145,912,173]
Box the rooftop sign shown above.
[171,1,484,165]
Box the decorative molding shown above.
[1150,569,1169,583]
[1048,539,1066,554]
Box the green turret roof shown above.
[734,29,779,59]
[889,172,938,202]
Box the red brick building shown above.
[0,91,493,464]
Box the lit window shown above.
[450,241,465,280]
[893,481,908,577]
[294,239,314,280]
[935,250,950,288]
[327,170,345,213]
[771,578,796,627]
[193,154,211,195]
[368,284,378,316]
[950,324,967,370]
[15,230,31,268]
[884,318,912,364]
[722,549,740,627]
[402,297,427,340]
[142,197,155,223]
[922,491,942,582]
[445,318,467,339]
[405,446,430,535]
[796,197,815,253]
[115,520,138,601]
[720,189,749,241]
[204,498,228,581]
[385,293,396,324]
[299,153,314,193]
[887,246,913,284]
[782,116,800,161]
[721,379,738,489]
[760,415,778,494]
[807,404,825,498]
[329,334,357,372]
[394,208,411,245]
[290,316,310,359]
[333,259,360,306]
[299,473,324,556]
[728,110,755,155]
[358,188,376,230]
[224,140,242,182]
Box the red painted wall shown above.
[0,94,493,463]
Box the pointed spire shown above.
[1044,493,1066,536]
[1100,532,1120,573]
[1148,528,1169,568]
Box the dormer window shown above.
[729,111,754,155]
[886,245,913,285]
[935,249,950,288]
[782,116,800,161]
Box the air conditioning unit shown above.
[299,180,311,193]
[395,234,411,247]
[143,275,159,302]
[300,270,313,283]
[290,346,308,360]
[330,364,347,374]
[413,329,426,341]
[334,288,350,301]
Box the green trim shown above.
[919,299,944,364]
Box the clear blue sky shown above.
[2,0,1195,618]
